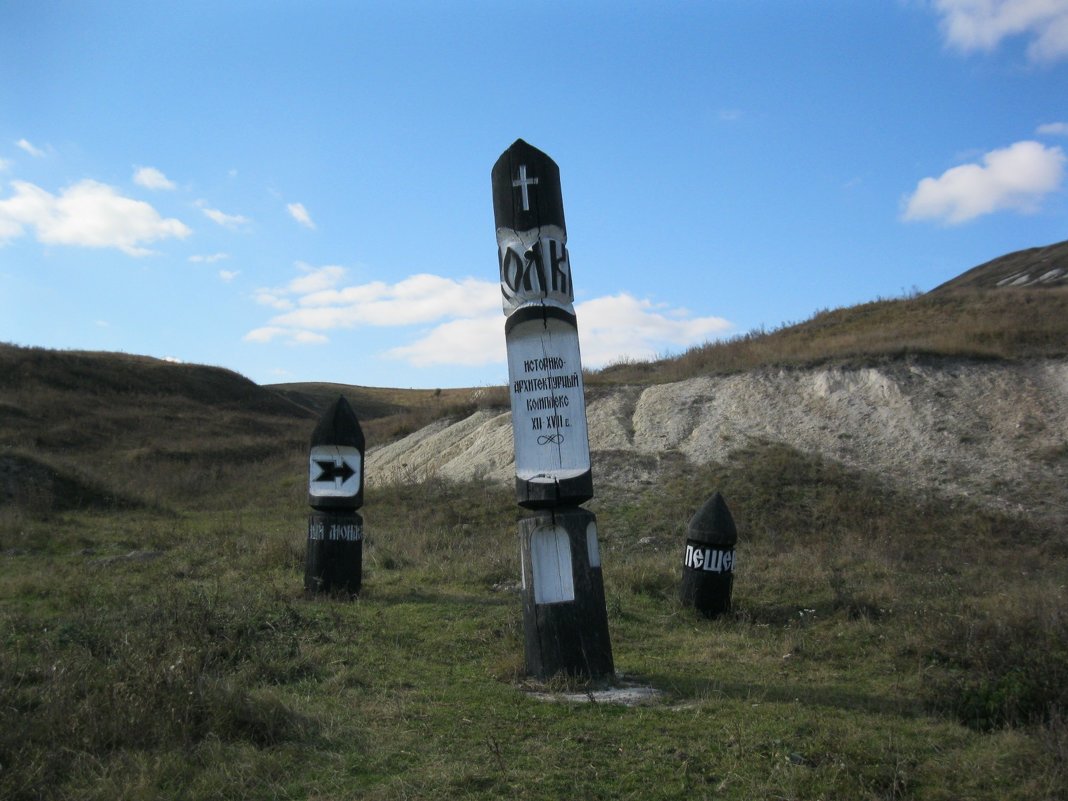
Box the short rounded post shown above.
[305,395,366,596]
[679,492,738,618]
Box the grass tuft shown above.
[924,589,1068,730]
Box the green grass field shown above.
[2,444,1065,800]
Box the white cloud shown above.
[16,139,45,157]
[288,262,346,294]
[253,291,295,310]
[243,326,327,345]
[246,264,734,371]
[188,251,230,263]
[219,269,239,282]
[197,200,250,228]
[244,326,288,343]
[289,273,500,327]
[575,293,733,366]
[249,267,498,334]
[291,330,329,344]
[1038,121,1068,135]
[384,316,504,367]
[903,140,1066,224]
[382,294,733,369]
[0,215,19,241]
[0,179,192,255]
[250,263,347,312]
[287,202,316,229]
[0,158,10,172]
[133,166,176,190]
[935,0,1068,61]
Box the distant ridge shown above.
[931,239,1068,292]
[0,344,308,417]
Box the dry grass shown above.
[589,287,1068,386]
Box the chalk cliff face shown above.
[366,358,1068,524]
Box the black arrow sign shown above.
[312,458,356,485]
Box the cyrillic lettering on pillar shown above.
[497,226,573,314]
[506,310,591,485]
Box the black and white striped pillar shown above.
[492,139,613,679]
[304,395,365,597]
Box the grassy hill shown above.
[0,344,316,514]
[1,242,1067,800]
[930,238,1068,291]
[591,285,1068,385]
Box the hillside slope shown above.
[4,242,1067,521]
[0,344,314,510]
[367,357,1068,525]
[931,238,1068,291]
[590,286,1068,385]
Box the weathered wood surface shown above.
[304,510,363,596]
[519,506,613,679]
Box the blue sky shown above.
[2,1,1067,389]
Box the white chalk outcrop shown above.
[367,359,1068,521]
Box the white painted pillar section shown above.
[586,520,600,568]
[530,524,575,604]
[506,313,591,483]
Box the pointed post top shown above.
[491,138,565,233]
[308,395,365,510]
[687,492,738,546]
[310,395,365,450]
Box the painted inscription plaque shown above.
[505,305,592,506]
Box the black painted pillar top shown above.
[687,492,738,546]
[308,395,366,511]
[491,139,566,235]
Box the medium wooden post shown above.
[679,492,738,618]
[304,395,365,596]
[518,507,613,678]
[492,139,613,679]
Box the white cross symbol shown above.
[512,164,539,211]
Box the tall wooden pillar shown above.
[492,139,613,679]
